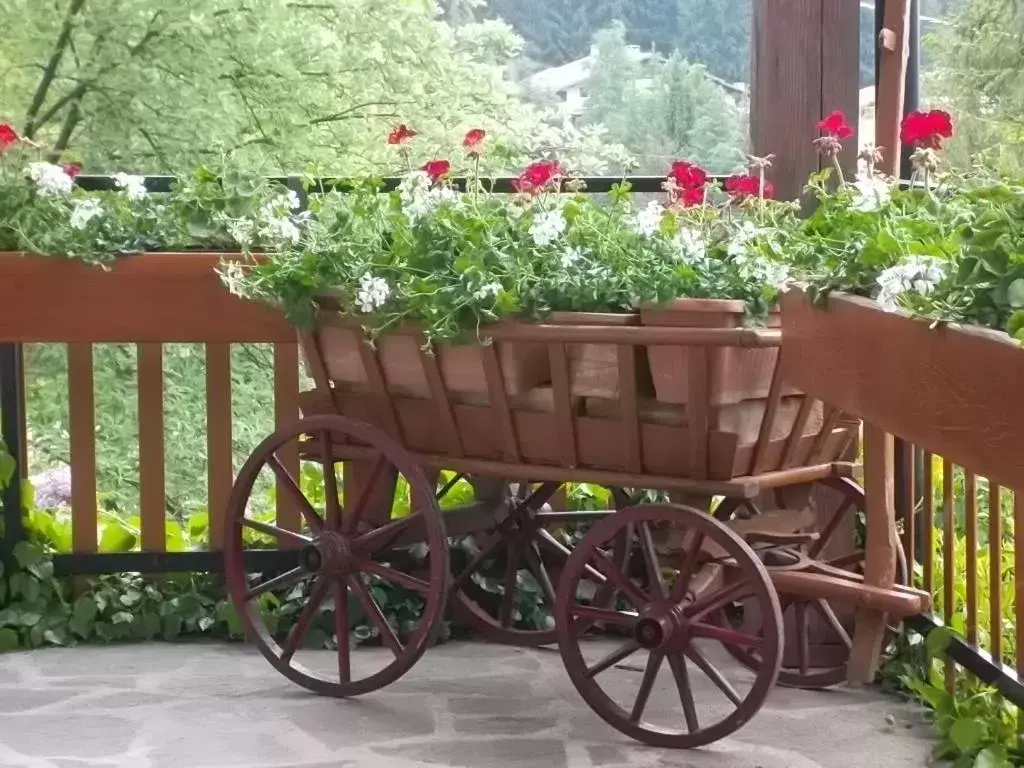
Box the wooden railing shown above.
[0,251,300,567]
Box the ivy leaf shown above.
[1008,279,1024,309]
[0,449,14,489]
[974,746,1009,768]
[925,627,953,659]
[0,628,18,652]
[13,541,43,569]
[948,717,983,753]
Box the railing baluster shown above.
[68,343,97,555]
[1015,490,1024,681]
[942,458,954,692]
[989,481,1002,665]
[922,451,934,597]
[137,343,165,552]
[964,471,978,648]
[206,343,233,550]
[273,342,302,538]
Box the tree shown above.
[674,0,751,84]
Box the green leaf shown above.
[949,717,983,753]
[13,541,43,569]
[1008,279,1024,309]
[974,746,1008,768]
[0,449,14,490]
[926,627,953,658]
[99,519,137,553]
[0,628,18,652]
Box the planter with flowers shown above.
[781,108,1024,489]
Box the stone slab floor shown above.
[0,640,932,768]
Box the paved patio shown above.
[0,640,932,768]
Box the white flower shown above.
[633,200,664,238]
[851,173,892,212]
[472,282,503,300]
[27,162,73,197]
[674,228,706,263]
[398,170,455,224]
[758,261,792,292]
[560,247,584,269]
[875,256,946,312]
[113,172,148,201]
[285,189,302,210]
[356,273,390,313]
[69,198,103,230]
[529,209,566,247]
[264,215,301,244]
[228,219,255,246]
[727,220,760,260]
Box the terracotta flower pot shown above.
[548,311,653,399]
[315,323,549,399]
[640,298,783,406]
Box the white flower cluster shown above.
[633,200,665,238]
[560,247,584,269]
[724,221,790,291]
[850,172,892,212]
[356,272,390,313]
[529,209,566,247]
[113,173,148,201]
[259,191,305,244]
[727,220,760,260]
[69,198,103,230]
[471,281,503,301]
[876,255,946,312]
[398,170,456,224]
[674,228,707,264]
[227,219,255,247]
[28,162,73,197]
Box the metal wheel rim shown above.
[223,414,449,697]
[555,503,783,749]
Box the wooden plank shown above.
[68,343,97,554]
[549,344,578,468]
[273,342,302,537]
[137,343,166,552]
[750,360,785,474]
[990,482,1003,664]
[480,345,521,463]
[821,0,862,175]
[875,0,913,175]
[206,343,232,550]
[419,345,463,459]
[847,424,897,684]
[617,345,642,473]
[687,347,710,479]
[0,252,292,343]
[964,471,978,646]
[779,396,817,469]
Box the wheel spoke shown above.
[348,574,403,658]
[355,511,423,555]
[586,639,640,678]
[667,653,700,734]
[451,534,505,592]
[342,453,388,536]
[813,599,853,649]
[668,530,706,604]
[435,472,464,502]
[320,432,342,530]
[685,646,741,706]
[630,651,663,722]
[245,566,307,601]
[638,522,666,600]
[522,481,562,511]
[241,517,312,546]
[267,455,323,533]
[536,529,606,585]
[524,541,557,609]
[808,496,856,559]
[499,539,523,628]
[586,547,647,610]
[684,579,751,621]
[280,578,329,663]
[569,604,638,626]
[362,561,432,596]
[691,621,763,649]
[333,579,350,684]
[794,602,810,675]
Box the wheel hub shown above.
[299,532,356,575]
[634,603,689,651]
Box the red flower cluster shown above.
[816,110,854,139]
[463,128,486,155]
[726,174,774,200]
[900,109,954,149]
[421,159,451,182]
[512,160,563,194]
[388,124,418,146]
[667,161,709,207]
[62,162,82,179]
[0,123,19,150]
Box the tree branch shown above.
[24,0,88,138]
[306,101,405,125]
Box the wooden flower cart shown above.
[222,303,931,749]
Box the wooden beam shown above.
[875,0,913,175]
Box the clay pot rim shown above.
[548,310,639,326]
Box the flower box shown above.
[548,311,653,399]
[640,298,791,406]
[781,287,1024,489]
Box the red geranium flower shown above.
[463,128,486,155]
[387,124,418,145]
[421,159,451,182]
[680,185,705,207]
[816,110,854,139]
[668,160,708,190]
[61,162,82,179]
[0,123,19,150]
[725,174,774,199]
[512,160,563,194]
[900,109,954,149]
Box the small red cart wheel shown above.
[451,484,635,647]
[555,503,782,749]
[712,477,908,689]
[223,414,448,698]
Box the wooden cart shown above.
[222,312,930,749]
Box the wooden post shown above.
[875,0,913,175]
[751,0,860,200]
[848,424,899,683]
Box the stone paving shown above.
[0,640,932,768]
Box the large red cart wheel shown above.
[712,477,908,689]
[555,503,783,749]
[223,415,448,697]
[450,484,634,647]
